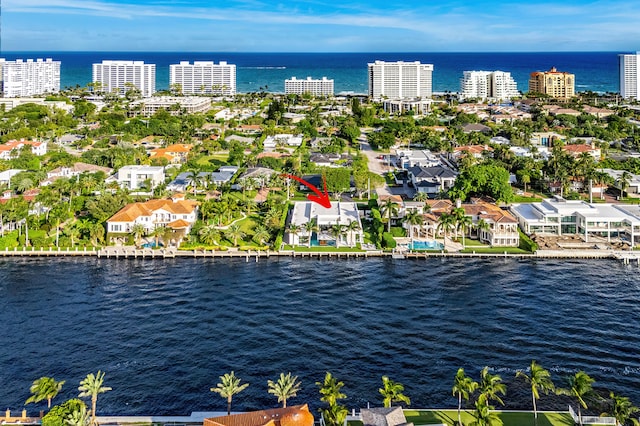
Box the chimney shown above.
[456,199,461,208]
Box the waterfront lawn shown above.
[283,244,365,252]
[459,246,530,254]
[195,153,229,168]
[402,409,573,426]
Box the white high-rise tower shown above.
[0,58,61,97]
[460,70,519,101]
[368,60,433,101]
[170,61,236,95]
[619,52,640,100]
[92,60,156,97]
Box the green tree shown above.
[403,210,424,240]
[199,224,221,246]
[252,225,271,246]
[316,372,348,426]
[225,223,245,246]
[379,376,410,408]
[65,404,90,426]
[602,391,640,426]
[77,371,112,426]
[556,371,595,426]
[452,368,478,426]
[210,371,249,415]
[479,367,506,407]
[131,224,146,247]
[515,361,554,422]
[303,220,318,248]
[380,199,399,233]
[42,399,87,426]
[469,394,502,426]
[267,372,301,408]
[26,377,66,409]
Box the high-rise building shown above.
[284,77,334,96]
[528,67,575,99]
[460,71,519,101]
[92,60,156,97]
[0,58,61,98]
[368,60,433,100]
[169,61,236,95]
[619,52,640,100]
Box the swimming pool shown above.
[409,240,444,250]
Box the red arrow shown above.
[282,174,332,208]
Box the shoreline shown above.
[0,246,637,263]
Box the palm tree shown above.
[602,391,640,426]
[151,226,165,248]
[556,371,595,426]
[25,377,66,409]
[303,219,318,248]
[452,368,478,426]
[469,394,501,426]
[287,223,301,246]
[413,191,429,202]
[437,212,456,242]
[403,210,424,240]
[316,372,346,407]
[379,376,411,408]
[515,361,554,422]
[65,404,90,426]
[380,199,399,232]
[199,224,221,246]
[77,371,112,426]
[210,371,249,415]
[455,212,473,247]
[479,367,506,407]
[267,372,301,408]
[345,220,361,247]
[252,225,271,246]
[316,372,348,426]
[474,218,491,243]
[131,223,146,247]
[619,171,632,199]
[225,223,245,246]
[330,222,346,248]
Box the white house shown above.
[511,197,640,246]
[106,194,199,237]
[109,165,165,191]
[286,201,364,247]
[0,140,47,160]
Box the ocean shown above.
[1,257,639,415]
[1,51,620,95]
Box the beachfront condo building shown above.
[92,60,156,98]
[0,58,61,98]
[169,61,236,95]
[460,70,519,101]
[528,67,575,99]
[368,60,433,101]
[619,52,640,100]
[285,76,334,96]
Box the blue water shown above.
[1,257,639,416]
[408,240,444,250]
[1,51,620,94]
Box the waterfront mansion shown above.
[511,196,640,246]
[286,201,364,247]
[106,194,199,241]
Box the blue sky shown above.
[3,0,640,52]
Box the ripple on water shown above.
[1,258,640,413]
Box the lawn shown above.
[402,409,573,426]
[195,153,229,168]
[459,246,531,254]
[283,245,365,252]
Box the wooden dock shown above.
[0,246,636,262]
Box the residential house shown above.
[407,165,458,196]
[309,153,351,168]
[286,201,364,247]
[530,132,566,147]
[166,166,239,192]
[234,167,278,190]
[149,144,194,165]
[602,168,640,196]
[460,123,492,134]
[106,194,199,242]
[46,162,113,180]
[0,140,47,160]
[204,405,313,426]
[263,134,303,150]
[0,169,25,186]
[396,150,441,169]
[109,165,165,191]
[453,145,493,161]
[563,143,601,160]
[511,196,640,246]
[460,200,520,247]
